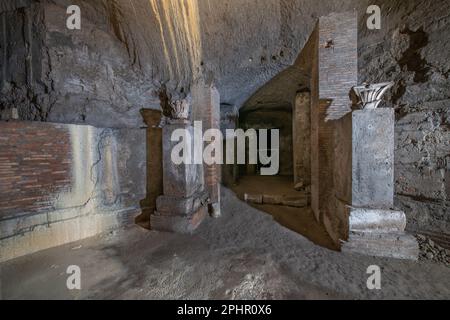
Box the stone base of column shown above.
[341,207,419,260]
[342,231,419,261]
[151,191,209,234]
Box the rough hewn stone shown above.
[152,120,208,234]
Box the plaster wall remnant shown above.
[0,122,145,262]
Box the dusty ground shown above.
[1,187,449,300]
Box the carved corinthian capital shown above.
[350,82,394,110]
[165,98,190,120]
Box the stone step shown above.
[341,231,419,260]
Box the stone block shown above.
[282,197,309,208]
[335,108,395,208]
[155,191,209,216]
[352,109,395,208]
[342,231,419,261]
[161,121,204,198]
[244,193,263,204]
[246,194,308,208]
[262,194,283,205]
[151,205,207,234]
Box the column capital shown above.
[350,82,394,110]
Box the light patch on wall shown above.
[55,125,99,211]
[101,132,120,205]
[148,0,203,81]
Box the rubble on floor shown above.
[416,234,450,267]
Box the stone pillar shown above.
[138,109,163,228]
[337,84,419,260]
[293,92,311,187]
[192,81,222,218]
[336,109,395,208]
[151,102,208,234]
[220,104,239,187]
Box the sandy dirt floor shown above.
[231,175,337,250]
[1,187,449,300]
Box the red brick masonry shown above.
[0,121,72,218]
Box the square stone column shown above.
[334,109,395,208]
[192,81,222,218]
[138,109,163,228]
[293,92,311,187]
[335,108,419,260]
[151,119,208,234]
[220,104,239,187]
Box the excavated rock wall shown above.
[0,0,448,236]
[358,0,450,235]
[1,0,358,126]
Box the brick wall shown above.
[0,121,146,262]
[310,12,358,242]
[318,12,358,120]
[0,122,71,218]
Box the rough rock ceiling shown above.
[241,65,309,113]
[50,0,362,108]
[0,0,374,128]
